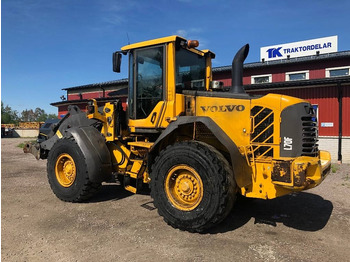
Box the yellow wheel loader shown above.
[25,36,331,232]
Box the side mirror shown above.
[113,52,122,73]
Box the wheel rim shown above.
[165,165,203,211]
[55,153,76,187]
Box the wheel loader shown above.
[25,35,331,232]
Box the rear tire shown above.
[47,138,101,202]
[150,141,236,232]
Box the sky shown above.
[2,0,350,114]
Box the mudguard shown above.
[150,116,252,188]
[67,126,112,183]
[40,105,99,152]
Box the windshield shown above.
[175,48,206,92]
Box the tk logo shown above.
[267,47,283,58]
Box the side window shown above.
[135,46,164,119]
[175,48,206,92]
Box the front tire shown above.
[47,138,101,202]
[150,141,236,232]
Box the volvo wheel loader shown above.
[25,36,331,232]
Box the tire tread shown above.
[150,141,236,232]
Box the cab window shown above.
[134,46,164,119]
[175,48,206,92]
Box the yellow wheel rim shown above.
[165,165,203,211]
[55,153,76,187]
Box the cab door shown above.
[128,45,165,131]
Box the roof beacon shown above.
[187,40,199,48]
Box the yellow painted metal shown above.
[87,100,116,141]
[240,161,291,199]
[190,92,330,198]
[240,151,331,199]
[56,130,63,139]
[87,99,106,122]
[175,94,185,116]
[55,153,76,187]
[205,52,212,91]
[125,185,137,194]
[292,152,330,190]
[186,47,205,56]
[165,165,203,211]
[121,35,184,52]
[320,150,331,173]
[195,95,252,148]
[128,102,165,129]
[128,159,143,178]
[192,93,303,162]
[143,171,151,184]
[103,103,116,142]
[108,141,131,171]
[127,141,154,149]
[159,42,176,127]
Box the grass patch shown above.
[331,164,339,174]
[17,140,36,149]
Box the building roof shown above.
[50,94,127,107]
[213,50,350,72]
[62,78,128,91]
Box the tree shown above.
[34,107,47,122]
[21,109,36,122]
[1,102,20,124]
[47,113,58,120]
[21,108,58,122]
[2,101,58,123]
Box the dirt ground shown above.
[1,138,350,261]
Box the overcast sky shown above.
[2,0,350,114]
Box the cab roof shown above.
[121,35,186,51]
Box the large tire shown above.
[150,141,236,232]
[47,138,101,202]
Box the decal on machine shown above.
[283,137,293,151]
[200,105,245,113]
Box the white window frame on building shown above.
[251,74,272,84]
[325,66,350,78]
[285,70,309,81]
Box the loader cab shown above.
[118,36,214,133]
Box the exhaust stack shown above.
[230,44,249,94]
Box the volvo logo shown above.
[200,105,245,113]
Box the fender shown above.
[150,116,252,188]
[67,126,112,183]
[40,105,98,153]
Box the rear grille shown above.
[280,102,319,158]
[301,116,319,157]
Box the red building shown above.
[52,79,128,117]
[52,49,350,163]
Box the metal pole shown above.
[337,82,343,163]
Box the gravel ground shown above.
[2,138,350,261]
